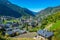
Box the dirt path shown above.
[14,32,37,38]
[44,23,53,30]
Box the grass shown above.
[49,20,60,40]
[50,20,60,31]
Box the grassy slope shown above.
[50,20,60,30]
[50,20,60,40]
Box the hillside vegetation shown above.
[50,20,60,40]
[40,11,60,40]
[40,11,60,29]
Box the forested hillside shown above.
[0,0,35,18]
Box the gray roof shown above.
[37,30,54,38]
[6,31,13,35]
[5,24,11,26]
[0,24,5,28]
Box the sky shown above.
[9,0,60,12]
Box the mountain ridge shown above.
[37,6,60,18]
[0,0,35,18]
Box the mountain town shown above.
[0,0,60,40]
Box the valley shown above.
[0,0,60,40]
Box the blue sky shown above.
[9,0,60,12]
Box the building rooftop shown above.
[37,30,54,38]
[0,24,5,29]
